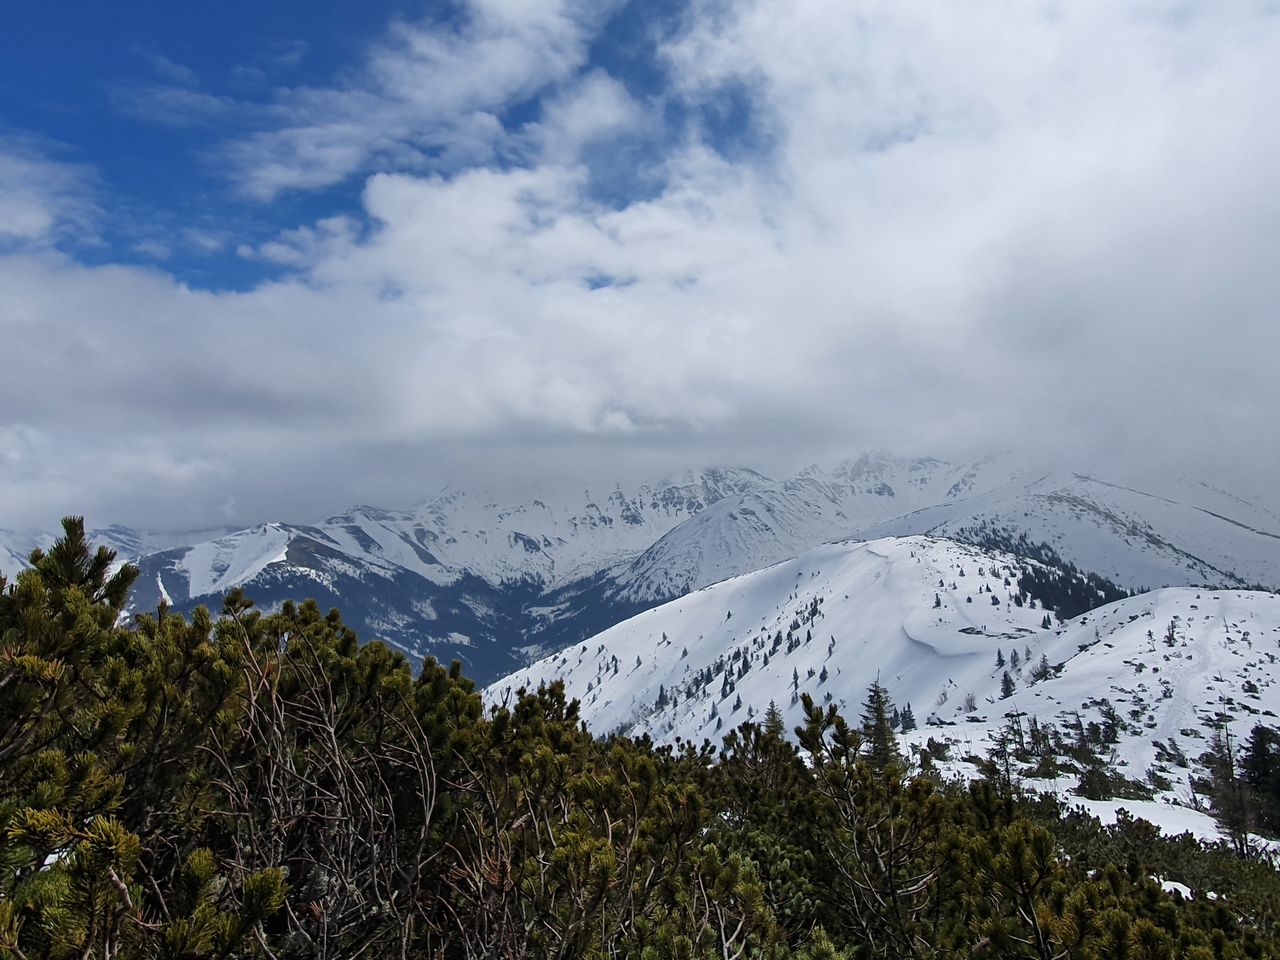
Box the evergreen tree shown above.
[28,515,139,610]
[1242,724,1280,835]
[860,680,901,773]
[1201,726,1253,854]
[996,648,1005,668]
[1000,671,1015,698]
[900,702,917,732]
[1030,653,1052,682]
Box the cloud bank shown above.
[2,0,1279,529]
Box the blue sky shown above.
[2,1,1279,531]
[3,1,409,282]
[1,0,703,288]
[1,0,750,290]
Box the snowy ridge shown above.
[0,523,235,577]
[9,452,1278,685]
[130,468,767,603]
[179,523,294,599]
[324,466,769,590]
[861,471,1280,592]
[487,536,1068,737]
[613,454,1037,601]
[486,535,1280,841]
[615,456,1280,603]
[116,469,770,679]
[0,542,27,578]
[88,524,241,563]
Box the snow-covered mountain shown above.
[93,524,242,563]
[0,523,236,576]
[609,454,997,602]
[0,540,27,578]
[122,469,769,680]
[860,470,1280,592]
[613,454,1280,602]
[8,452,1278,686]
[317,467,768,589]
[488,535,1093,739]
[487,535,1280,840]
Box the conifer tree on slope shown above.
[860,679,902,773]
[763,699,785,740]
[1242,724,1280,835]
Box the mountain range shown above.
[3,452,1278,685]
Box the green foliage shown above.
[1242,724,1280,835]
[0,517,1274,958]
[858,680,902,774]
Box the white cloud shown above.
[523,69,651,162]
[142,51,200,87]
[3,0,1280,529]
[223,0,623,200]
[242,216,362,266]
[0,138,97,245]
[133,240,171,259]
[113,84,238,126]
[181,228,232,254]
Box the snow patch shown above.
[180,523,291,598]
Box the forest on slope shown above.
[2,519,1279,959]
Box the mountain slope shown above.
[0,541,26,577]
[611,454,1030,601]
[486,535,1280,837]
[865,471,1280,592]
[123,470,769,679]
[0,523,236,576]
[324,467,768,589]
[613,457,1280,603]
[487,535,1073,738]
